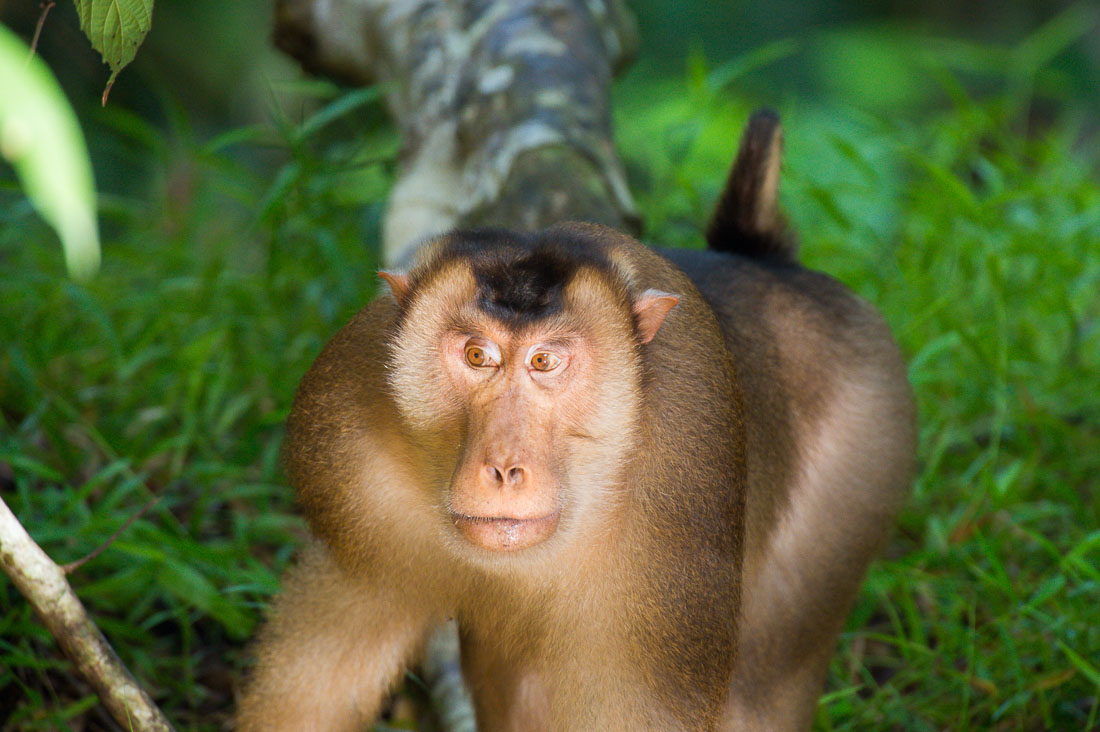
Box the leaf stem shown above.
[27,1,56,62]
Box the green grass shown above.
[2,32,1099,732]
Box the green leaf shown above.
[0,24,100,279]
[74,0,154,102]
[1059,642,1100,688]
[159,561,254,638]
[293,85,384,143]
[706,37,799,92]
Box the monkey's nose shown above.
[484,463,526,490]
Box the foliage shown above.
[2,16,1099,732]
[0,23,99,280]
[74,0,155,103]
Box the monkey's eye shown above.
[464,342,499,368]
[529,351,561,372]
[465,346,488,367]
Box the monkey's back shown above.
[664,246,917,729]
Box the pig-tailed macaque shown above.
[236,109,916,732]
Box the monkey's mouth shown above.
[449,511,560,552]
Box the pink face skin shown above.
[442,328,586,552]
[383,261,679,554]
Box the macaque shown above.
[236,109,916,732]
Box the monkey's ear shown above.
[633,289,681,344]
[378,271,412,306]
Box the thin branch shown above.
[27,1,56,61]
[63,496,160,574]
[0,495,177,732]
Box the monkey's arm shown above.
[236,543,435,732]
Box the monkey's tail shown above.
[705,108,798,263]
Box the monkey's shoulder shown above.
[288,298,401,435]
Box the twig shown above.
[27,1,56,61]
[63,496,161,574]
[0,495,177,732]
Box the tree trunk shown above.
[274,1,641,729]
[275,0,640,265]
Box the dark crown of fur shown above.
[433,228,617,326]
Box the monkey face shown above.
[392,280,615,553]
[441,329,581,551]
[382,229,680,556]
[382,244,677,554]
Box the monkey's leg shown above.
[237,543,436,732]
[724,372,914,731]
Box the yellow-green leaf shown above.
[74,0,154,101]
[0,24,100,279]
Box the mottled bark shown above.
[275,0,640,265]
[0,497,176,732]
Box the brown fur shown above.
[237,111,915,732]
